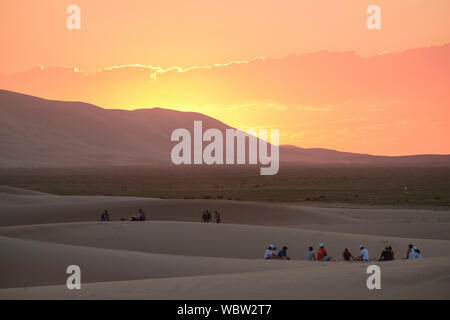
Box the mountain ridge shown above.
[0,89,449,168]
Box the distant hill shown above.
[0,90,449,168]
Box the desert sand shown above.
[0,185,449,299]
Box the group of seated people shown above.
[303,243,371,261]
[128,209,147,221]
[201,210,221,223]
[264,244,291,260]
[265,242,422,261]
[99,209,146,222]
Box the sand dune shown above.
[1,221,449,260]
[0,188,353,227]
[0,187,449,299]
[0,185,50,195]
[296,223,450,240]
[0,235,305,289]
[1,255,449,299]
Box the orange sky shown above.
[1,0,450,155]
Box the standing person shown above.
[278,246,290,260]
[100,210,110,221]
[214,210,221,223]
[138,209,146,221]
[356,245,370,261]
[201,211,207,222]
[317,243,332,261]
[342,248,353,261]
[306,246,316,261]
[206,210,212,223]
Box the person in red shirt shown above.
[317,243,332,261]
[342,248,353,261]
[215,210,221,223]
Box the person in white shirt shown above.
[356,245,370,261]
[306,246,316,261]
[406,244,415,259]
[264,244,278,259]
[413,246,422,259]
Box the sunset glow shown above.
[1,0,449,155]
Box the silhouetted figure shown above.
[138,209,146,221]
[388,246,395,260]
[205,210,212,223]
[100,210,110,221]
[215,210,221,223]
[379,247,393,261]
[343,248,353,261]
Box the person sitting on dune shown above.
[264,244,279,259]
[100,210,110,221]
[317,243,332,261]
[138,209,146,221]
[406,244,415,259]
[413,246,422,259]
[378,247,392,261]
[388,246,395,260]
[306,246,316,261]
[379,247,393,261]
[355,245,370,261]
[342,248,353,261]
[278,246,290,260]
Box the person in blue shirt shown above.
[100,210,110,221]
[277,246,290,260]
